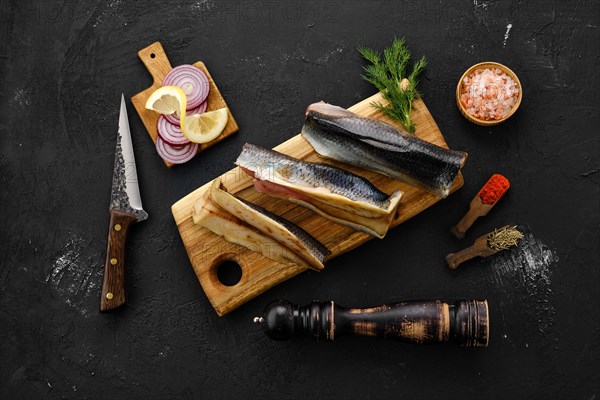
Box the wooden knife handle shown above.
[100,209,137,312]
[258,300,489,347]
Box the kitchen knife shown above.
[100,94,148,312]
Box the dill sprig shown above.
[358,38,427,133]
[487,225,524,251]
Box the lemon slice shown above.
[182,108,228,144]
[145,86,187,124]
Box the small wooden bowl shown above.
[456,61,522,126]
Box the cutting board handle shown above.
[138,42,173,85]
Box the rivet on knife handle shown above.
[100,210,137,312]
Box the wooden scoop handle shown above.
[446,237,496,269]
[451,196,494,239]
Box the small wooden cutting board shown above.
[131,42,239,167]
[172,93,464,316]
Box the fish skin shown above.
[301,102,468,198]
[236,143,394,209]
[209,178,330,270]
[236,197,330,267]
[235,143,403,238]
[193,191,309,268]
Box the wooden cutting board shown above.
[172,94,464,316]
[131,42,239,167]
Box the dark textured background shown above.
[1,0,599,399]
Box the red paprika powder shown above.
[478,174,510,205]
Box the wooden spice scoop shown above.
[451,174,510,239]
[446,225,523,269]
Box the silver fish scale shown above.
[302,104,468,198]
[236,144,391,207]
[237,197,330,262]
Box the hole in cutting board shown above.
[150,53,155,58]
[217,260,242,286]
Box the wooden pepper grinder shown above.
[451,174,510,238]
[254,299,489,347]
[446,225,524,269]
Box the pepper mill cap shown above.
[258,300,295,341]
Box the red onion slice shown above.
[156,136,198,164]
[157,115,191,147]
[164,101,208,125]
[162,65,210,109]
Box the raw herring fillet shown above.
[209,178,330,270]
[193,191,310,269]
[301,102,468,198]
[235,143,403,238]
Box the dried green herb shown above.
[358,38,427,133]
[487,225,524,251]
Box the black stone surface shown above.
[1,0,599,398]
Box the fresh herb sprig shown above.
[358,38,426,133]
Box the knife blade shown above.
[100,94,148,312]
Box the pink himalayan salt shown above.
[460,68,519,121]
